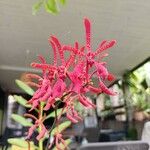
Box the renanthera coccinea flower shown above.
[25,18,116,149]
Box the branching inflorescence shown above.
[25,18,117,149]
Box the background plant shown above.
[123,62,150,119]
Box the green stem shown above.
[39,139,43,150]
[39,102,44,150]
[46,103,59,150]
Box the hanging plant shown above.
[32,0,67,15]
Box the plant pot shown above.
[133,111,145,121]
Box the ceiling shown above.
[0,0,150,92]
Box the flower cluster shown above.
[25,18,116,149]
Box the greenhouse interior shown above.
[0,0,150,150]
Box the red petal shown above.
[99,81,117,95]
[31,63,47,69]
[75,42,79,49]
[44,98,55,111]
[78,95,93,108]
[38,55,46,64]
[26,125,37,139]
[25,73,42,80]
[88,85,102,93]
[36,124,47,140]
[107,73,116,81]
[40,85,52,101]
[53,79,66,98]
[51,36,65,65]
[67,113,78,123]
[95,63,108,80]
[95,40,116,55]
[82,95,96,108]
[84,18,91,51]
[99,40,107,47]
[29,100,39,111]
[49,40,57,66]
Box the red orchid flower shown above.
[23,18,117,148]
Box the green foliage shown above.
[59,0,66,5]
[146,87,150,95]
[123,63,150,113]
[14,95,32,108]
[123,71,140,91]
[51,121,71,136]
[32,0,44,15]
[44,0,59,14]
[7,138,35,148]
[52,139,71,150]
[132,93,147,111]
[11,114,33,127]
[15,80,34,96]
[32,0,67,15]
[100,109,113,118]
[46,108,66,119]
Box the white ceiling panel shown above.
[0,0,150,92]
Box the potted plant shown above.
[123,70,150,121]
[133,92,150,121]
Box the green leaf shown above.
[44,0,59,14]
[11,114,33,127]
[32,0,44,15]
[8,138,35,148]
[15,79,34,96]
[46,108,66,119]
[146,88,150,95]
[13,95,31,108]
[52,139,71,150]
[59,0,66,5]
[51,121,71,136]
